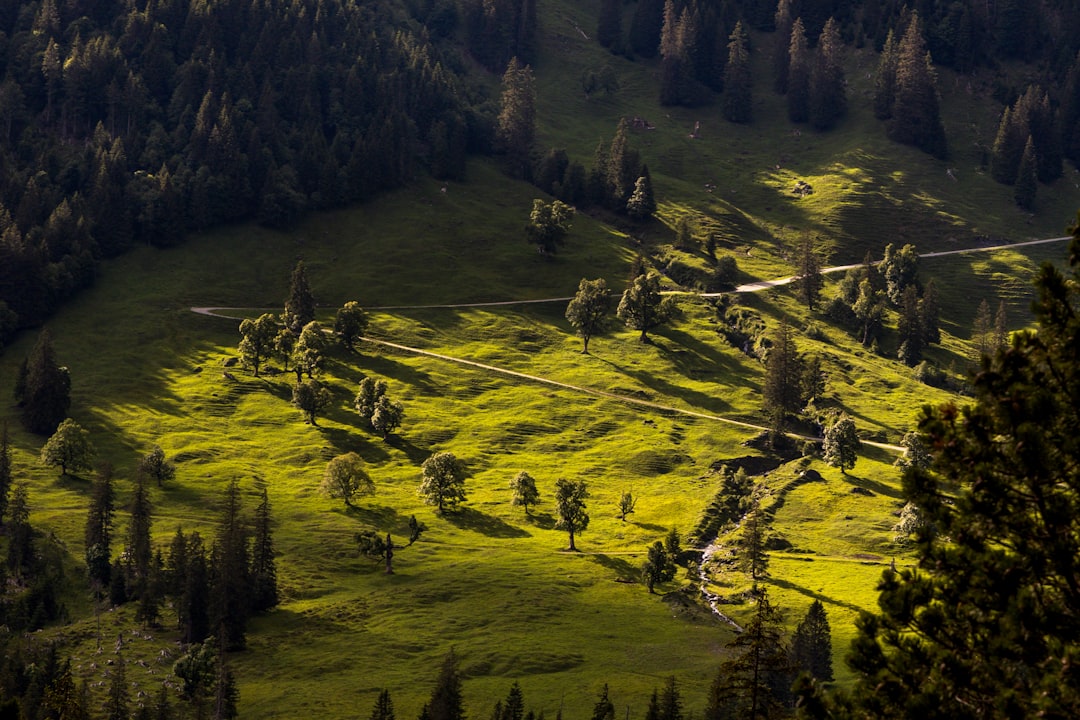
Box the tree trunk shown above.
[568,529,576,551]
[640,329,648,342]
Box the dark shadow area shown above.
[589,552,641,582]
[598,356,731,416]
[769,575,867,614]
[839,471,903,500]
[525,511,557,530]
[629,520,668,533]
[352,351,441,394]
[384,433,431,466]
[443,507,530,538]
[338,502,403,529]
[317,426,391,463]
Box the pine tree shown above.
[1014,135,1037,211]
[592,684,615,720]
[370,689,395,720]
[104,657,130,720]
[993,301,1009,352]
[897,285,924,367]
[888,14,947,159]
[626,169,657,220]
[762,321,804,438]
[606,118,640,207]
[873,29,899,120]
[739,503,769,580]
[722,22,752,124]
[85,464,115,592]
[786,18,810,123]
[971,298,994,362]
[250,488,278,613]
[628,0,665,58]
[808,17,846,131]
[658,676,683,720]
[597,0,622,50]
[790,600,833,682]
[641,540,673,592]
[17,329,71,435]
[128,473,153,591]
[6,484,34,579]
[427,650,465,720]
[180,532,210,644]
[795,235,823,310]
[990,106,1024,184]
[496,58,536,180]
[772,0,794,93]
[919,278,941,345]
[212,480,250,651]
[284,261,316,334]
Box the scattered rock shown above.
[850,486,874,496]
[223,356,239,367]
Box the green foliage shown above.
[790,600,833,682]
[722,22,752,124]
[822,413,860,473]
[427,650,465,720]
[880,243,919,305]
[0,421,10,527]
[1014,136,1037,210]
[419,451,467,514]
[334,301,370,351]
[40,418,94,477]
[284,262,316,334]
[617,273,674,342]
[322,452,375,507]
[238,313,278,376]
[887,13,948,159]
[356,376,389,429]
[795,235,823,310]
[292,322,328,379]
[809,18,846,131]
[565,278,612,353]
[762,321,803,437]
[17,329,71,436]
[554,478,590,551]
[372,396,405,438]
[497,59,537,180]
[509,471,540,514]
[85,465,114,592]
[291,379,332,425]
[618,490,637,521]
[626,171,657,220]
[137,445,175,487]
[525,199,574,255]
[738,503,769,580]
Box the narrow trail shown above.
[192,236,1070,452]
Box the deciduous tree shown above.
[419,451,467,514]
[322,452,375,507]
[509,471,540,514]
[371,396,404,438]
[355,376,389,428]
[292,379,332,425]
[334,301,369,351]
[565,278,612,353]
[822,413,860,473]
[618,490,637,520]
[238,313,278,376]
[617,272,674,342]
[554,478,589,551]
[138,445,175,487]
[292,321,327,380]
[525,198,574,255]
[40,418,94,477]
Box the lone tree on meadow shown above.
[238,313,278,376]
[526,198,574,255]
[138,445,175,487]
[284,260,316,333]
[509,471,540,515]
[292,379,332,425]
[322,452,375,507]
[40,418,94,477]
[554,478,590,551]
[790,599,833,682]
[334,301,369,351]
[565,278,612,353]
[618,490,636,521]
[617,272,674,342]
[641,540,676,593]
[419,451,467,514]
[16,328,71,435]
[822,413,860,473]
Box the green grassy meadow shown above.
[1,8,1078,718]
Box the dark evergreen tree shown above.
[180,532,210,645]
[802,218,1080,720]
[971,298,994,361]
[873,29,899,120]
[427,650,464,720]
[212,659,239,720]
[722,22,752,124]
[1014,135,1037,211]
[371,689,396,720]
[0,421,10,528]
[104,657,130,720]
[592,684,615,720]
[795,235,823,310]
[606,118,641,208]
[6,484,34,580]
[250,488,278,613]
[597,0,622,50]
[786,18,810,123]
[888,14,947,159]
[496,58,537,180]
[626,168,657,220]
[212,480,250,651]
[738,503,769,580]
[919,278,941,345]
[629,0,665,58]
[993,300,1009,352]
[808,18,846,131]
[658,676,683,720]
[991,106,1024,185]
[772,0,795,93]
[641,540,675,593]
[128,473,153,592]
[897,285,924,367]
[16,329,71,435]
[791,600,833,682]
[853,277,886,348]
[85,464,115,593]
[762,321,804,438]
[284,261,316,333]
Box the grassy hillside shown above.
[0,4,1076,719]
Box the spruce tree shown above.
[919,279,941,345]
[606,118,640,208]
[990,106,1023,184]
[496,57,537,180]
[370,689,395,720]
[739,503,769,580]
[212,480,250,651]
[897,285,924,367]
[427,650,464,720]
[1014,135,1037,211]
[795,235,823,310]
[85,464,115,592]
[993,301,1009,352]
[6,484,34,579]
[596,0,621,50]
[808,17,846,131]
[592,684,615,720]
[284,261,316,333]
[626,169,657,220]
[128,473,153,591]
[180,532,210,644]
[790,600,833,682]
[888,14,947,159]
[971,298,994,361]
[786,18,810,123]
[250,488,278,613]
[873,30,899,120]
[629,0,665,58]
[722,22,752,124]
[658,676,683,720]
[17,329,71,435]
[0,421,11,528]
[762,320,804,438]
[772,0,794,93]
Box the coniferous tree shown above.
[284,261,316,333]
[897,285,924,367]
[496,58,537,180]
[606,118,640,208]
[888,14,947,159]
[128,473,153,592]
[17,329,71,435]
[371,689,396,720]
[212,480,250,651]
[853,278,886,347]
[739,503,769,580]
[919,278,941,345]
[991,106,1024,184]
[722,22,752,124]
[1014,135,1037,211]
[85,464,115,592]
[597,0,622,50]
[658,676,683,720]
[873,30,899,120]
[104,657,130,720]
[786,18,810,123]
[428,650,465,720]
[993,301,1009,352]
[763,321,804,438]
[808,18,846,131]
[790,600,833,682]
[626,167,657,220]
[971,298,994,362]
[772,0,794,93]
[6,484,34,579]
[180,532,210,645]
[795,235,823,310]
[629,0,665,57]
[641,540,673,593]
[592,684,615,720]
[250,488,278,613]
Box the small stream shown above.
[698,542,744,633]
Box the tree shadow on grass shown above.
[589,553,641,583]
[443,507,530,538]
[525,511,557,530]
[768,575,867,615]
[840,471,903,500]
[383,433,430,466]
[628,519,668,533]
[340,502,404,530]
[317,426,392,464]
